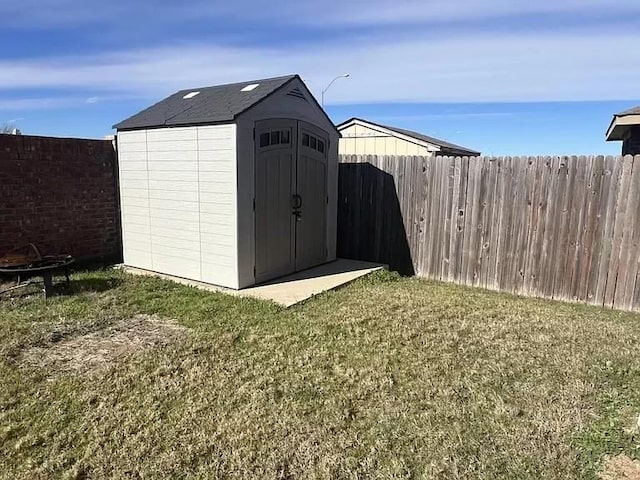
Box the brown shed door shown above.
[254,120,328,283]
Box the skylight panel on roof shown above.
[241,84,259,92]
[183,91,200,99]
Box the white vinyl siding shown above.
[145,127,201,281]
[117,124,238,288]
[118,131,152,270]
[197,125,238,286]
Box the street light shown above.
[321,73,350,107]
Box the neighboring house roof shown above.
[114,75,298,130]
[337,117,481,156]
[606,104,640,141]
[616,105,640,116]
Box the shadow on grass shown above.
[1,277,123,300]
[66,276,123,294]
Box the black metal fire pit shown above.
[0,244,75,299]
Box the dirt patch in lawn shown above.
[600,455,640,480]
[19,314,187,374]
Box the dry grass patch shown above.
[18,314,187,374]
[600,455,640,480]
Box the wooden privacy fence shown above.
[338,154,640,311]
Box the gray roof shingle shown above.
[616,105,640,116]
[114,75,297,130]
[339,117,480,156]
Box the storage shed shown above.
[113,74,340,289]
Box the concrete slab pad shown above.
[120,259,385,307]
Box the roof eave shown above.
[443,150,481,157]
[606,117,624,141]
[606,113,640,141]
[336,117,359,130]
[439,146,481,156]
[113,118,236,132]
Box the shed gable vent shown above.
[287,87,308,102]
[241,83,260,92]
[183,91,200,99]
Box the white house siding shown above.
[338,123,436,156]
[117,124,238,289]
[235,78,339,288]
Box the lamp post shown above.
[321,73,350,108]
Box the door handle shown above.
[292,194,302,209]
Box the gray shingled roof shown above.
[339,117,480,155]
[616,105,640,116]
[114,75,297,130]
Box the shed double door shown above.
[254,119,328,283]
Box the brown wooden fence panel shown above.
[337,154,640,311]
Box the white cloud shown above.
[222,0,640,27]
[0,95,134,111]
[1,29,639,105]
[3,0,640,28]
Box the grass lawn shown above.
[2,269,640,479]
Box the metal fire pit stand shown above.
[0,258,75,299]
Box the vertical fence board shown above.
[632,155,640,311]
[431,157,445,279]
[476,157,491,287]
[559,156,580,300]
[580,156,604,303]
[528,156,551,295]
[593,156,622,305]
[395,156,409,271]
[567,156,588,301]
[605,155,634,307]
[551,156,573,300]
[452,156,470,282]
[462,158,480,285]
[539,156,560,298]
[441,157,456,280]
[428,157,444,278]
[484,157,501,290]
[445,156,461,280]
[522,157,542,294]
[509,156,528,293]
[496,157,514,291]
[420,156,433,276]
[617,156,640,310]
[481,157,499,289]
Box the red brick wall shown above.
[0,133,121,261]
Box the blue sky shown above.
[2,0,639,154]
